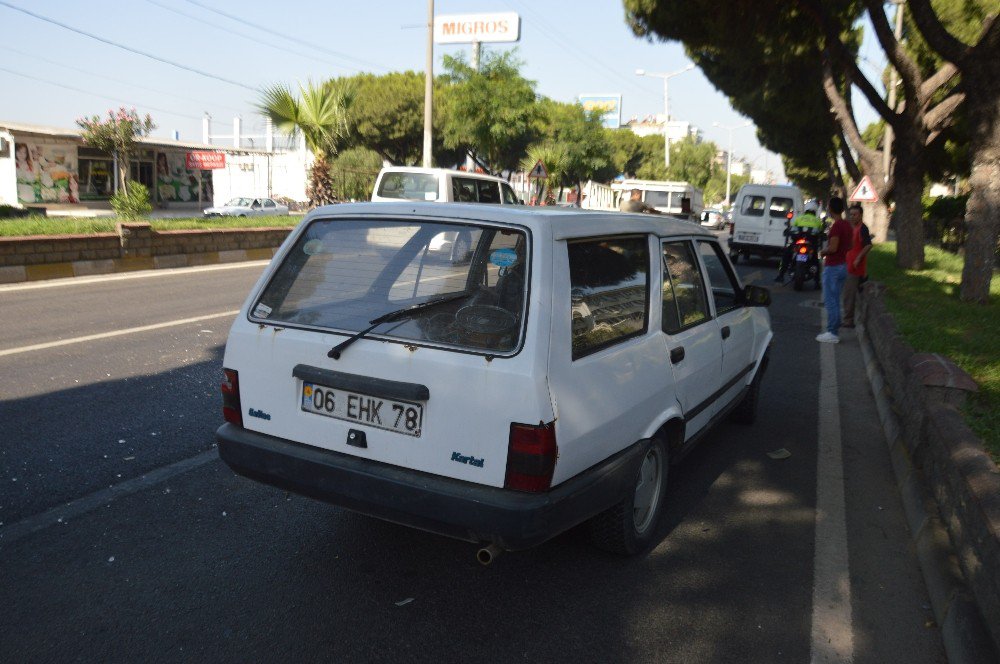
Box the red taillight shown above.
[504,422,558,492]
[798,246,809,254]
[221,368,243,427]
[795,237,807,245]
[787,211,794,219]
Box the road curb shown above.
[857,322,998,664]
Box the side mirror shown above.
[744,284,771,307]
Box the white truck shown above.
[610,179,704,220]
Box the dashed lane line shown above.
[0,310,240,357]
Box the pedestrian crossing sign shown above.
[528,160,548,179]
[849,176,879,203]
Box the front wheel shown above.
[589,438,667,555]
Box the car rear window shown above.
[252,218,529,354]
[568,236,650,359]
[376,172,440,201]
[769,197,794,217]
[740,195,766,216]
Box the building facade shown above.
[0,121,308,212]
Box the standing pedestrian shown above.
[816,196,852,343]
[842,204,872,329]
[619,189,661,214]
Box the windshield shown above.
[252,218,529,354]
[226,198,252,207]
[376,172,440,201]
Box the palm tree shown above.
[258,80,354,207]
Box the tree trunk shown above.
[959,66,1000,304]
[307,155,335,207]
[117,152,129,197]
[891,130,926,269]
[864,199,891,243]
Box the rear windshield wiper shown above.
[327,292,470,360]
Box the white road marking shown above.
[0,260,270,293]
[0,310,240,357]
[810,312,854,663]
[0,450,217,547]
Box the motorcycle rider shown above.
[775,204,824,282]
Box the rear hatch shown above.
[224,213,551,488]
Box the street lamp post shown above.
[713,120,751,208]
[636,64,694,169]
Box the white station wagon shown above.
[217,203,772,560]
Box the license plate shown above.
[736,232,760,243]
[795,253,809,262]
[301,382,423,437]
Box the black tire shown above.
[793,261,807,291]
[589,438,668,555]
[730,361,765,424]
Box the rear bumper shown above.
[216,423,647,550]
[728,240,784,257]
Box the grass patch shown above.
[868,243,999,461]
[0,215,298,237]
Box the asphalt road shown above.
[0,254,945,663]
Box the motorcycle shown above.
[788,232,821,291]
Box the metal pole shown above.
[725,129,733,208]
[471,41,481,71]
[423,0,434,168]
[663,77,670,169]
[883,1,903,182]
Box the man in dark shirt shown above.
[816,196,853,343]
[619,189,661,214]
[842,203,873,328]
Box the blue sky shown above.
[0,0,886,181]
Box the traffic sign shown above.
[849,175,879,203]
[528,160,548,179]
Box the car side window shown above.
[477,180,501,204]
[662,241,710,331]
[264,199,276,208]
[501,183,519,204]
[697,241,742,314]
[569,237,649,360]
[452,178,478,203]
[740,195,766,217]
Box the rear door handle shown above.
[670,347,685,364]
[721,326,731,339]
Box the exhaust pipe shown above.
[476,543,502,566]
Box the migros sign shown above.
[434,12,521,44]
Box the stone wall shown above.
[858,282,1000,655]
[0,222,294,283]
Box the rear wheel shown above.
[793,261,807,291]
[731,359,765,424]
[589,438,667,555]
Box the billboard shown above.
[579,95,622,129]
[434,12,520,44]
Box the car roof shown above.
[377,167,508,184]
[308,202,714,240]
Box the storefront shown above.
[0,122,225,210]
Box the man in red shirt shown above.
[842,204,872,328]
[816,197,853,343]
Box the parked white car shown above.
[203,197,289,217]
[217,203,772,560]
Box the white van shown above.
[372,167,521,205]
[727,184,804,262]
[217,203,773,558]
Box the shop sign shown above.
[186,151,226,170]
[434,12,520,44]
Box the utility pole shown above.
[714,121,751,208]
[636,64,694,169]
[883,0,904,182]
[423,0,434,168]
